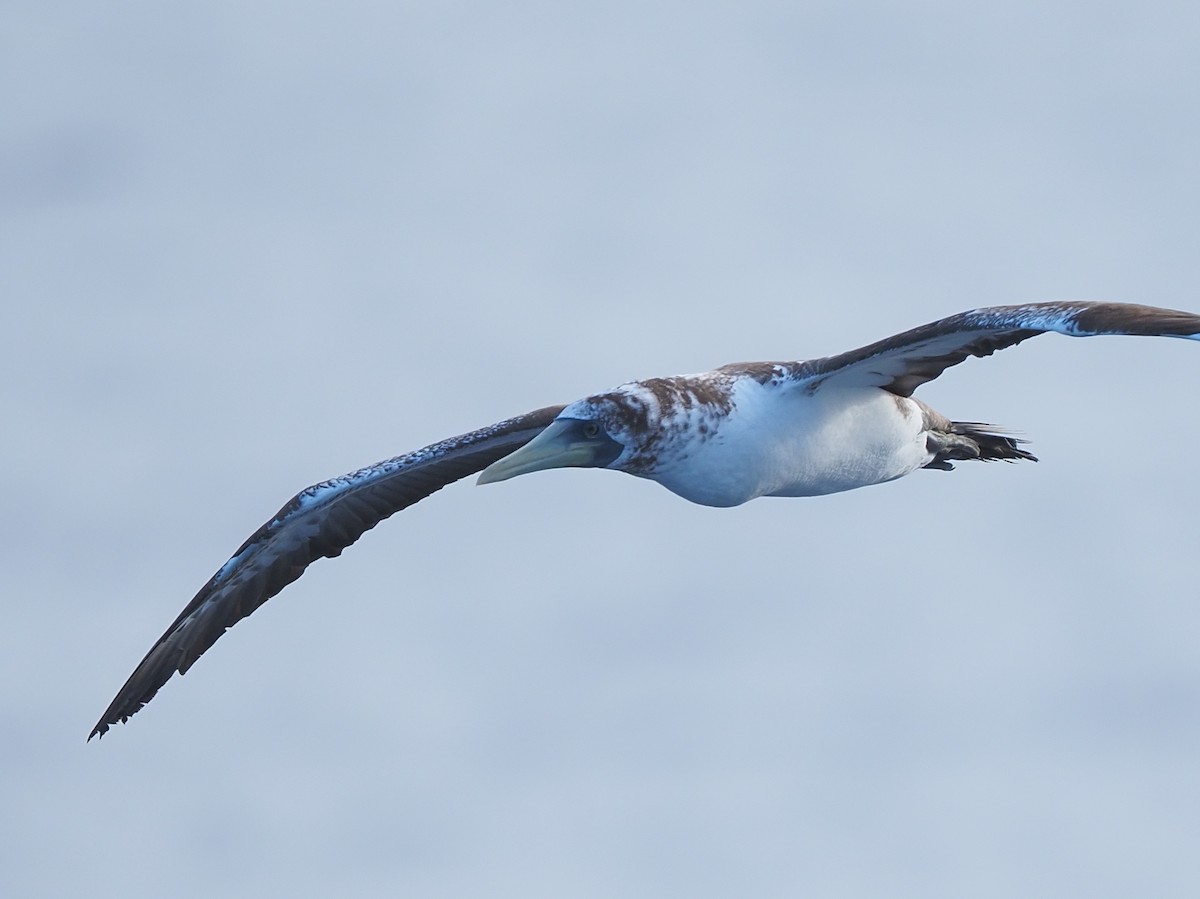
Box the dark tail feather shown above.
[924,421,1038,471]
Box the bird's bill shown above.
[477,418,621,485]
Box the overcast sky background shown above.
[4,2,1200,897]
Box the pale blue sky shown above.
[4,2,1200,897]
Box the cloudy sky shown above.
[4,2,1200,896]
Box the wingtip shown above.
[88,707,131,742]
[87,715,116,741]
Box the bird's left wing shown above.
[724,302,1200,396]
[89,403,566,740]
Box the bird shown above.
[88,301,1200,740]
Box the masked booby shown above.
[89,301,1200,739]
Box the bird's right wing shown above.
[89,403,566,740]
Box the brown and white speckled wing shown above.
[724,302,1200,397]
[89,404,565,740]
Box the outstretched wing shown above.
[726,302,1200,396]
[89,404,566,740]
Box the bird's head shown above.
[476,392,647,485]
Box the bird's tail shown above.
[923,420,1038,471]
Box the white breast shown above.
[646,381,930,507]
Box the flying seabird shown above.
[89,301,1200,739]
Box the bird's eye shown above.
[582,422,602,439]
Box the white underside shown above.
[649,383,932,507]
